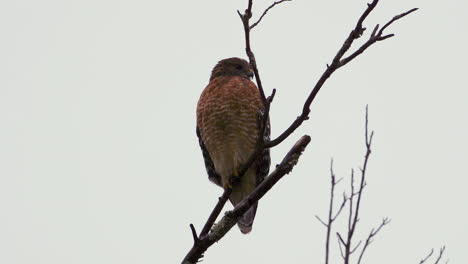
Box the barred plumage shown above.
[196,58,270,234]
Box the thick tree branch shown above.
[182,136,311,264]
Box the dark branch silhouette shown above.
[341,106,376,264]
[265,0,417,148]
[357,218,391,264]
[315,159,347,264]
[419,247,447,264]
[250,0,292,30]
[317,106,390,264]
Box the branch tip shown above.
[189,224,199,244]
[250,0,292,30]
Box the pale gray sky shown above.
[0,0,467,263]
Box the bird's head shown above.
[210,57,254,81]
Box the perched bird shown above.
[196,57,271,234]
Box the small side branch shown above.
[434,247,446,264]
[250,0,292,30]
[357,218,391,264]
[419,246,447,264]
[419,249,435,264]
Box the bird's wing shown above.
[196,126,222,187]
[255,109,271,185]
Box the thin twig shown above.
[419,246,447,264]
[315,215,328,227]
[419,249,435,264]
[357,218,391,264]
[250,0,292,29]
[319,158,349,264]
[343,106,377,264]
[434,247,446,264]
[337,233,346,259]
[189,224,199,245]
[325,158,337,264]
[332,194,347,221]
[238,0,267,105]
[350,240,362,254]
[338,7,418,67]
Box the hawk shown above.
[196,57,270,234]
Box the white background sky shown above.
[1,0,467,263]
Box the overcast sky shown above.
[0,0,467,263]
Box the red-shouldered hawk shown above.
[196,57,270,234]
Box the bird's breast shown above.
[197,76,263,179]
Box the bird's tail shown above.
[229,168,258,234]
[236,202,258,234]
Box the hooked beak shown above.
[248,68,254,79]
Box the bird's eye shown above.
[235,64,243,70]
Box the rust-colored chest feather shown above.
[196,76,263,178]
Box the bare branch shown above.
[319,158,349,264]
[357,218,391,264]
[341,106,377,264]
[199,189,232,237]
[419,246,447,264]
[181,136,311,264]
[434,247,446,264]
[315,215,328,227]
[266,0,417,148]
[337,232,346,247]
[380,8,418,35]
[189,224,199,245]
[419,249,435,264]
[338,7,418,68]
[337,233,346,259]
[238,0,267,105]
[350,240,362,254]
[348,169,355,232]
[332,193,347,221]
[250,0,292,30]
